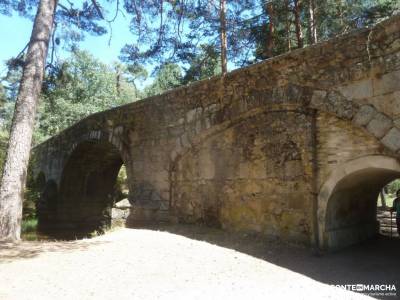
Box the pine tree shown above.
[0,0,134,240]
[0,0,58,241]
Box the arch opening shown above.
[52,140,128,235]
[37,179,59,224]
[377,179,400,238]
[35,172,46,192]
[319,155,400,250]
[23,171,47,223]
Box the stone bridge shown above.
[31,15,400,250]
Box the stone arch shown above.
[168,106,270,214]
[310,88,400,154]
[42,180,58,209]
[318,155,400,250]
[170,107,312,239]
[55,139,127,233]
[170,105,301,168]
[37,179,59,227]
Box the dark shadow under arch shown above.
[54,140,124,234]
[37,179,59,227]
[35,172,46,191]
[318,155,400,250]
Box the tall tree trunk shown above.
[116,70,121,97]
[219,0,228,75]
[308,0,317,44]
[293,0,304,48]
[380,189,387,208]
[285,0,292,52]
[0,0,57,241]
[336,0,344,33]
[265,1,275,58]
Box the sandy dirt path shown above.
[0,227,375,300]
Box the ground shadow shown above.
[0,238,109,264]
[2,222,398,298]
[130,223,400,299]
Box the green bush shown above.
[23,158,42,219]
[114,165,128,201]
[387,179,400,195]
[21,218,38,234]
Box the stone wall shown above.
[172,110,313,243]
[32,15,400,249]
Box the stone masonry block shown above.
[353,105,377,127]
[381,127,400,152]
[327,92,354,119]
[394,118,400,128]
[310,90,327,108]
[338,79,373,100]
[311,90,354,119]
[366,112,393,139]
[373,70,400,96]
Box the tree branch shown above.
[90,0,104,19]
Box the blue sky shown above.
[0,2,241,83]
[0,13,31,76]
[0,9,133,77]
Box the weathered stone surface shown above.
[352,105,377,126]
[111,207,130,220]
[367,91,400,119]
[326,92,355,119]
[173,111,312,235]
[114,198,131,209]
[366,113,393,139]
[373,69,400,96]
[310,90,327,108]
[110,199,132,225]
[311,90,355,119]
[284,160,303,179]
[394,118,400,128]
[381,127,400,152]
[31,15,400,249]
[338,79,373,100]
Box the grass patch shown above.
[21,218,38,234]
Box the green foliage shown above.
[35,50,138,143]
[21,217,39,240]
[0,130,8,176]
[119,0,257,71]
[115,165,128,201]
[0,83,6,108]
[23,158,43,219]
[182,44,221,84]
[252,1,292,60]
[2,59,23,100]
[144,63,183,97]
[113,62,148,100]
[315,0,397,40]
[21,218,38,234]
[386,179,400,195]
[250,0,399,62]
